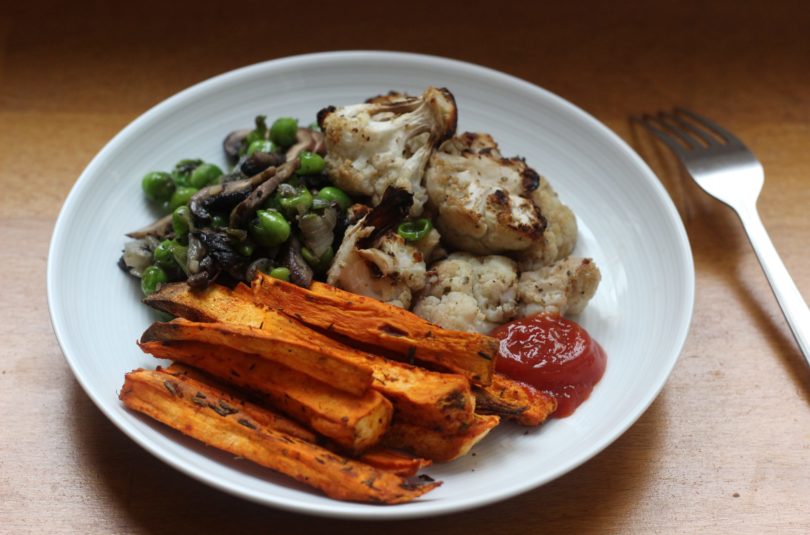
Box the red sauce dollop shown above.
[491,313,606,418]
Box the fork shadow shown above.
[627,117,810,403]
[69,376,664,534]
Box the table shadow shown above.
[627,117,810,403]
[70,378,664,534]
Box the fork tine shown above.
[635,113,689,158]
[667,110,719,147]
[674,107,740,145]
[655,111,704,150]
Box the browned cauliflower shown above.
[517,257,601,317]
[412,253,519,333]
[318,87,457,217]
[326,188,440,309]
[425,132,577,266]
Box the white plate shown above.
[47,51,694,519]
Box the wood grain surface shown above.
[1,1,809,533]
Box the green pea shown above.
[141,171,175,203]
[172,205,192,238]
[269,267,291,282]
[236,240,255,257]
[301,246,334,273]
[141,265,168,296]
[153,240,179,269]
[278,188,313,218]
[169,186,199,211]
[270,117,298,147]
[241,115,268,156]
[211,214,227,228]
[171,243,189,275]
[246,139,276,157]
[297,151,325,175]
[397,218,432,241]
[171,159,203,186]
[250,209,291,247]
[189,163,223,188]
[315,186,351,211]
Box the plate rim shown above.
[47,50,695,520]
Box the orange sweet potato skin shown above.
[120,368,440,504]
[382,415,501,462]
[140,340,392,453]
[251,274,497,385]
[143,283,477,434]
[140,318,373,396]
[474,373,557,426]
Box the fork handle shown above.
[736,204,810,367]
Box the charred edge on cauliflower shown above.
[356,187,413,249]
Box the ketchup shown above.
[491,314,606,418]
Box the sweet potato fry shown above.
[474,373,557,426]
[140,340,392,453]
[251,273,498,385]
[381,414,501,462]
[120,368,440,503]
[357,448,432,477]
[143,282,264,327]
[143,283,477,433]
[140,318,373,396]
[157,363,316,442]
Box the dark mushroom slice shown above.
[285,127,326,161]
[196,229,248,281]
[229,159,300,228]
[223,128,252,164]
[189,166,277,222]
[245,257,272,282]
[126,213,173,239]
[241,151,285,177]
[281,236,313,288]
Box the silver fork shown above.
[638,108,810,368]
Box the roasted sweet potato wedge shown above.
[143,283,477,433]
[357,448,432,477]
[120,368,440,503]
[158,363,316,441]
[474,373,557,426]
[382,414,501,462]
[251,273,498,385]
[140,318,373,396]
[140,340,392,453]
[143,282,264,326]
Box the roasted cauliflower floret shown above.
[318,87,457,217]
[516,178,578,270]
[413,253,519,333]
[517,257,601,317]
[425,132,577,266]
[326,188,436,309]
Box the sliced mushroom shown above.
[125,213,173,239]
[223,128,251,163]
[285,127,326,161]
[189,165,278,222]
[196,229,248,280]
[241,151,285,177]
[229,159,300,228]
[281,236,313,288]
[118,236,160,277]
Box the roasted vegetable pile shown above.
[120,116,352,293]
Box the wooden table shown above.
[2,1,809,533]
